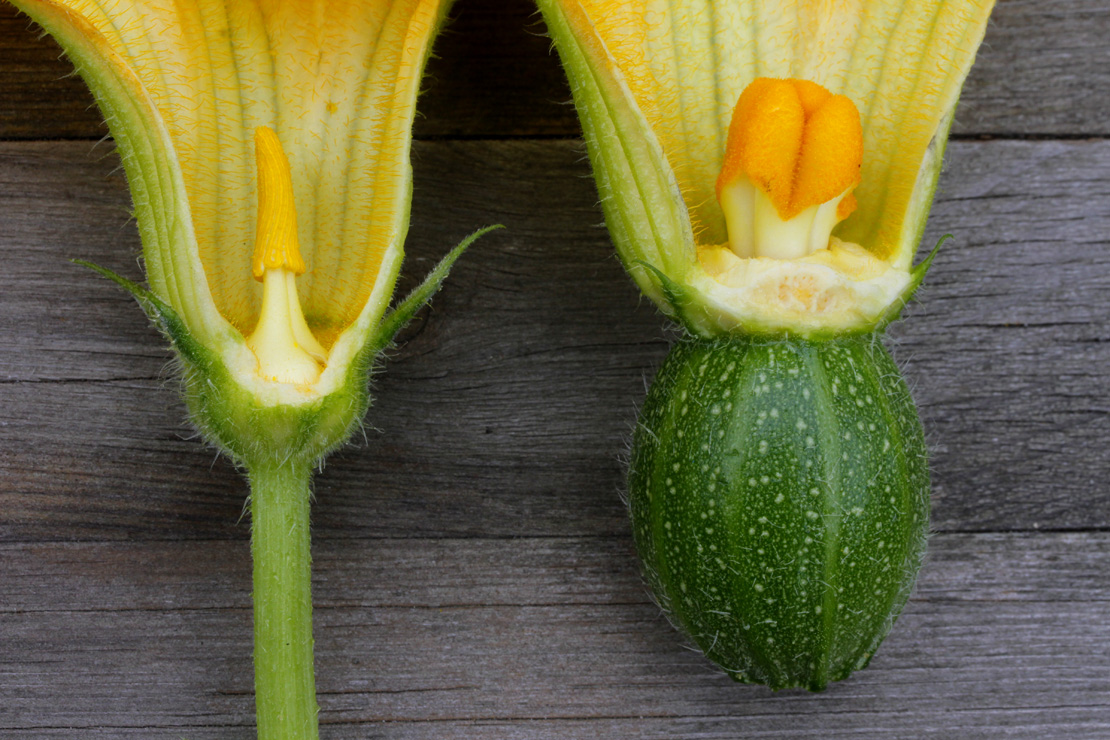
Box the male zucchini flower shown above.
[11,0,495,735]
[538,0,994,689]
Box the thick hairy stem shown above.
[248,459,318,740]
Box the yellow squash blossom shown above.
[539,0,994,337]
[10,0,494,736]
[538,0,995,689]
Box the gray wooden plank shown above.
[2,3,1103,736]
[892,138,1110,532]
[1,532,1107,737]
[954,0,1110,136]
[1,0,1109,139]
[5,531,1108,612]
[5,718,1110,740]
[1,138,1107,539]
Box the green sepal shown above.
[873,234,951,333]
[309,224,502,465]
[362,225,502,358]
[636,260,716,340]
[74,259,294,464]
[73,259,220,372]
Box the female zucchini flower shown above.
[11,0,494,736]
[538,0,995,689]
[538,0,996,338]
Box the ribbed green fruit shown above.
[629,335,929,690]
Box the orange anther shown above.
[791,78,831,117]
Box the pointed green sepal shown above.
[303,224,502,464]
[636,260,717,340]
[873,234,952,333]
[365,225,502,357]
[73,259,218,373]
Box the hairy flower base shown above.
[79,225,497,467]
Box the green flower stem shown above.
[248,458,319,740]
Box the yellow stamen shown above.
[246,126,326,387]
[252,126,306,278]
[716,78,863,260]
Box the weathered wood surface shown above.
[2,138,1108,540]
[1,0,1109,738]
[2,135,1108,737]
[2,0,1110,139]
[2,533,1109,738]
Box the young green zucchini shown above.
[630,335,928,690]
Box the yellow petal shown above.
[541,0,698,310]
